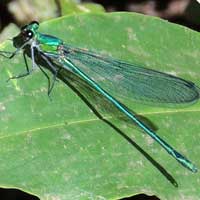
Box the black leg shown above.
[37,65,51,96]
[0,50,14,58]
[48,69,60,96]
[40,54,59,96]
[0,49,20,59]
[7,52,32,81]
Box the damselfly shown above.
[0,21,199,173]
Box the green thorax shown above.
[36,32,63,53]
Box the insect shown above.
[0,21,199,173]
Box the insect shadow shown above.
[56,68,178,187]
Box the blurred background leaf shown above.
[0,0,104,42]
[59,0,105,15]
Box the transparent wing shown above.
[40,45,198,173]
[62,45,200,106]
[55,62,155,131]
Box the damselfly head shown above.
[13,21,39,48]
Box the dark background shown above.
[0,0,200,32]
[82,0,200,31]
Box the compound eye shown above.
[26,30,34,39]
[27,30,33,37]
[22,30,34,40]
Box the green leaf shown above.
[0,12,200,200]
[59,0,105,15]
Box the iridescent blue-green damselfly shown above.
[0,21,199,173]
